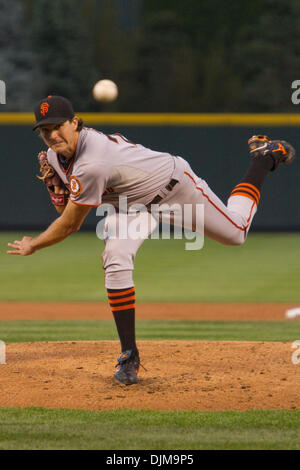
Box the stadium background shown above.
[1,0,300,452]
[0,118,299,230]
[1,0,300,231]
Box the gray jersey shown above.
[47,127,176,207]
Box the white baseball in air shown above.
[285,307,300,319]
[92,79,118,102]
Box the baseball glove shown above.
[37,151,69,206]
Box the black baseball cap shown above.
[33,95,75,130]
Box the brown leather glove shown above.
[37,151,69,206]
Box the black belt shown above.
[146,178,178,208]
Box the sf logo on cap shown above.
[40,102,49,116]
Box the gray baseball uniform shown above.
[47,127,259,289]
[48,127,176,207]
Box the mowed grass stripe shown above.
[0,408,300,450]
[1,233,300,302]
[1,320,300,342]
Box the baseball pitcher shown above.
[7,95,295,385]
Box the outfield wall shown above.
[1,113,299,231]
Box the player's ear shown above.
[72,116,79,131]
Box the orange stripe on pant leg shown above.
[185,170,252,232]
[246,201,256,223]
[196,186,247,231]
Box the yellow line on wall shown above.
[1,113,300,126]
[0,113,35,124]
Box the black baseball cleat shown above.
[114,349,140,385]
[248,135,295,171]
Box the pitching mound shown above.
[0,341,299,411]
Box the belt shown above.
[146,178,178,209]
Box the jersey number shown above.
[105,133,137,146]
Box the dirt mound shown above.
[0,340,299,411]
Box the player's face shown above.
[39,118,79,157]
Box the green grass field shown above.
[1,232,300,301]
[0,408,300,450]
[0,231,300,450]
[1,320,300,343]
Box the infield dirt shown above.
[0,301,298,321]
[0,302,299,412]
[0,340,299,411]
